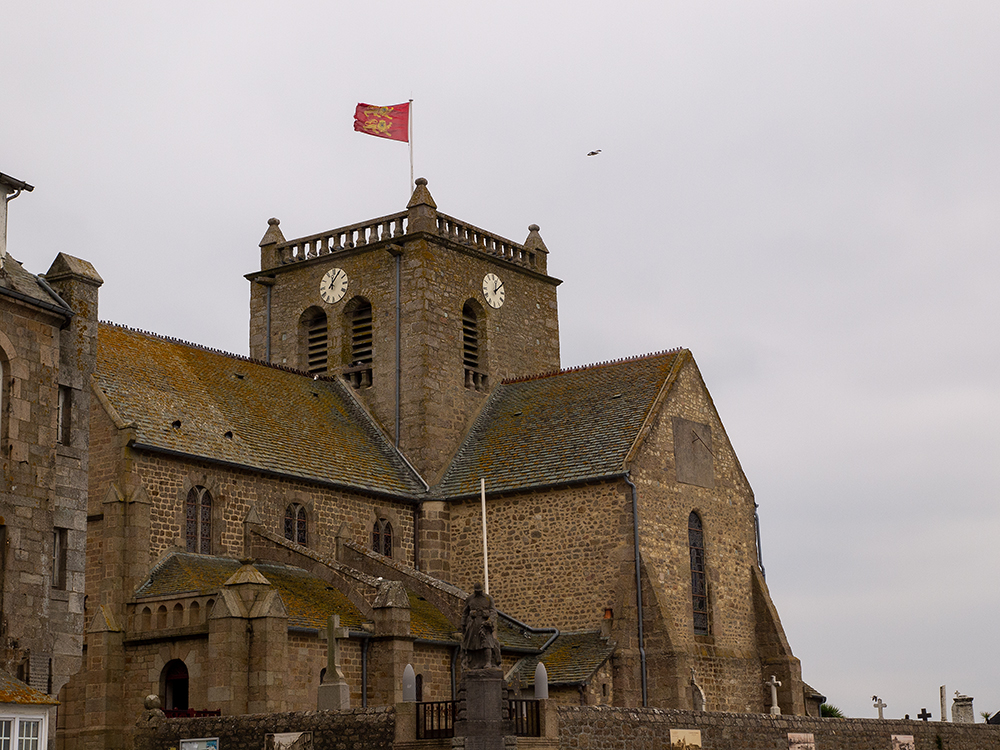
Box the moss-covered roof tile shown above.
[437,350,687,497]
[96,323,424,496]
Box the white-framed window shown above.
[0,712,48,750]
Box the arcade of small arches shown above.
[129,596,217,632]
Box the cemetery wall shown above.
[133,707,394,750]
[558,705,1000,750]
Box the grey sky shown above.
[4,2,999,720]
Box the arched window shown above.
[186,486,212,554]
[462,301,487,391]
[372,519,392,558]
[689,511,710,635]
[284,503,307,545]
[161,659,189,711]
[300,307,329,375]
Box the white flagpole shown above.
[480,477,490,595]
[408,98,414,194]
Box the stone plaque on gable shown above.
[265,733,313,750]
[673,418,714,488]
[891,736,915,750]
[669,728,702,748]
[788,733,815,750]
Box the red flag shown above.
[353,102,410,142]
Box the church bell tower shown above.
[247,179,561,482]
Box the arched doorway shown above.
[161,659,189,711]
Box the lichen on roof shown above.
[95,323,425,496]
[0,670,59,705]
[437,349,687,497]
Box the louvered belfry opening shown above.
[306,311,328,374]
[463,301,488,391]
[344,299,373,388]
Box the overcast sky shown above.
[4,2,999,721]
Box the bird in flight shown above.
[587,149,602,156]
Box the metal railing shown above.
[416,700,457,739]
[508,699,540,737]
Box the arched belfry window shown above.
[689,511,710,635]
[372,519,392,558]
[462,301,488,392]
[343,297,373,388]
[186,487,212,554]
[300,307,329,375]
[284,503,307,545]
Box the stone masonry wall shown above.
[250,221,560,482]
[558,705,1000,750]
[628,358,768,714]
[134,707,394,750]
[447,482,633,632]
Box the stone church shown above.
[50,178,815,749]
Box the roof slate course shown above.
[508,631,615,687]
[0,670,59,705]
[96,323,425,496]
[0,255,72,314]
[436,350,687,497]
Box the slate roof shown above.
[135,553,366,630]
[0,255,73,316]
[436,350,687,497]
[0,670,58,705]
[96,323,425,496]
[508,631,615,687]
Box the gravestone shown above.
[455,583,507,750]
[873,696,887,720]
[917,708,931,722]
[952,692,974,723]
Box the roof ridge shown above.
[501,347,685,385]
[99,320,341,381]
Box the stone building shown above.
[0,172,103,746]
[59,179,813,749]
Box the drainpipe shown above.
[754,502,765,577]
[361,635,369,707]
[624,473,648,707]
[450,645,458,700]
[385,246,403,447]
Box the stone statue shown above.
[461,582,501,669]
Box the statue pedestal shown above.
[456,668,508,750]
[317,680,350,711]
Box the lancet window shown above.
[372,519,393,558]
[689,511,710,635]
[284,503,307,545]
[185,486,212,554]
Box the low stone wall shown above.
[558,705,1000,750]
[132,707,395,750]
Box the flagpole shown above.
[408,98,414,194]
[481,477,490,595]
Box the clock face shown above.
[319,268,349,304]
[482,273,505,308]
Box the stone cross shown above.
[317,614,351,710]
[766,675,782,715]
[873,696,887,720]
[917,708,932,722]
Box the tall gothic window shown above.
[689,511,710,635]
[185,487,212,554]
[372,519,392,558]
[284,503,307,545]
